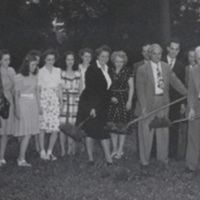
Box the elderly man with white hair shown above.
[135,43,187,168]
[186,46,200,172]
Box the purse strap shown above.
[0,69,4,95]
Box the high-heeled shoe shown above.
[17,160,32,167]
[111,151,118,158]
[46,153,57,161]
[115,152,124,159]
[40,151,47,160]
[0,159,7,165]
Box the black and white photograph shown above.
[0,0,200,199]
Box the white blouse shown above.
[96,60,112,89]
[38,66,62,89]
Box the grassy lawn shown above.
[0,134,200,200]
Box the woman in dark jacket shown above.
[76,45,112,165]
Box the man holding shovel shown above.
[135,44,187,168]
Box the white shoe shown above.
[17,160,32,167]
[0,159,6,165]
[40,151,47,160]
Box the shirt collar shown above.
[150,61,161,67]
[96,60,108,71]
[167,55,176,64]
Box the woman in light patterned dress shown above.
[38,49,63,161]
[0,50,16,166]
[60,51,81,156]
[15,55,40,167]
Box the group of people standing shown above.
[0,39,199,173]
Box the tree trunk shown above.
[160,0,171,46]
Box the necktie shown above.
[169,59,174,69]
[156,64,164,90]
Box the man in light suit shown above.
[136,44,187,167]
[186,46,200,172]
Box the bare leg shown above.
[39,130,46,159]
[18,135,31,161]
[39,130,45,152]
[86,137,94,161]
[34,135,40,152]
[118,134,126,154]
[47,131,58,156]
[110,133,118,156]
[67,137,76,155]
[0,135,8,160]
[59,132,66,156]
[101,139,112,163]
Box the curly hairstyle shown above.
[79,48,93,59]
[19,55,38,76]
[63,51,78,71]
[95,45,111,57]
[111,51,128,66]
[41,49,59,66]
[0,49,10,60]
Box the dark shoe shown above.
[106,162,113,166]
[185,167,195,174]
[140,164,148,170]
[88,161,95,166]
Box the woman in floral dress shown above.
[107,51,134,159]
[60,51,81,156]
[38,49,63,161]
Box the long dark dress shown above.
[107,66,134,134]
[76,63,111,139]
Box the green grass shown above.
[0,134,200,200]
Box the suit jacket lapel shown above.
[161,63,167,91]
[194,67,200,93]
[147,62,155,87]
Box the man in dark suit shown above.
[135,44,187,167]
[163,38,186,159]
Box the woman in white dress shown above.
[38,49,63,161]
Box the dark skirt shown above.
[76,93,110,140]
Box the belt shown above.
[20,94,35,98]
[111,89,128,92]
[155,93,163,96]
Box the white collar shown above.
[96,60,108,71]
[167,55,176,63]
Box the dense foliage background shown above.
[0,0,200,69]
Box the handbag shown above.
[0,70,10,119]
[0,94,10,119]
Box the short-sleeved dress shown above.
[107,66,134,134]
[60,70,81,125]
[14,74,40,137]
[0,67,16,136]
[38,66,61,132]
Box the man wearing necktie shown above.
[163,38,186,159]
[135,44,187,167]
